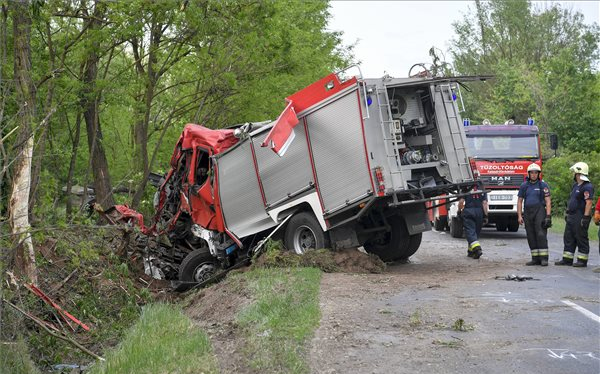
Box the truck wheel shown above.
[284,212,329,254]
[363,215,411,262]
[396,233,422,260]
[496,222,508,232]
[449,216,463,238]
[434,216,448,231]
[179,250,218,283]
[508,221,519,232]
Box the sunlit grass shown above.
[549,216,600,242]
[89,303,218,374]
[0,338,41,374]
[236,267,321,374]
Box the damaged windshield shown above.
[466,134,539,159]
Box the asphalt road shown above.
[310,227,600,374]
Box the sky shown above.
[328,1,600,78]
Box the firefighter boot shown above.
[554,259,573,266]
[526,258,540,266]
[538,250,549,267]
[467,247,474,258]
[472,245,482,260]
[572,261,587,268]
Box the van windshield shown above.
[466,135,539,159]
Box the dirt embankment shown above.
[184,248,386,374]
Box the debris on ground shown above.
[494,274,539,281]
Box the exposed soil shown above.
[183,247,386,373]
[183,275,254,374]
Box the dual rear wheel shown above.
[363,215,422,262]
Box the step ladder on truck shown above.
[105,67,484,284]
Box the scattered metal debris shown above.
[495,274,539,281]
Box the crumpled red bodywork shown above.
[110,124,239,236]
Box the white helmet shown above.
[570,162,589,181]
[527,163,541,173]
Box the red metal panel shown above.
[287,74,358,114]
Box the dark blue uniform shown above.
[517,179,551,262]
[561,181,594,264]
[462,187,487,258]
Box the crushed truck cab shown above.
[108,69,479,283]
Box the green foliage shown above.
[451,0,600,153]
[6,228,154,369]
[89,303,218,374]
[236,267,321,373]
[1,0,352,214]
[542,152,600,214]
[0,337,42,374]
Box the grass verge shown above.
[236,267,321,374]
[88,303,218,374]
[549,215,600,241]
[0,338,41,374]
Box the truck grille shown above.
[479,174,524,187]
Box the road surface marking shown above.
[523,348,600,360]
[561,300,600,323]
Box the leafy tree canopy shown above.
[450,0,600,153]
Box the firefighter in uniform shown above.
[458,184,488,259]
[517,163,552,266]
[556,162,595,267]
[594,197,600,272]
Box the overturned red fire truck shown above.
[107,68,482,284]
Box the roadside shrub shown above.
[542,151,599,215]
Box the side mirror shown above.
[549,134,558,150]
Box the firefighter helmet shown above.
[570,162,589,181]
[527,163,541,173]
[570,162,589,175]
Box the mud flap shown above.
[403,206,431,235]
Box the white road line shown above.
[561,300,600,323]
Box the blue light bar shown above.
[527,117,534,126]
[463,118,470,126]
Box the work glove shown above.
[457,210,463,221]
[482,215,488,225]
[564,214,568,223]
[581,215,591,229]
[542,215,552,229]
[593,212,600,226]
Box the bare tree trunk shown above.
[30,21,56,216]
[10,0,37,284]
[130,21,161,209]
[80,0,114,209]
[0,4,9,216]
[65,112,81,219]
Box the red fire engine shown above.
[433,119,543,237]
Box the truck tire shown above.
[449,216,464,238]
[179,250,218,283]
[434,216,448,231]
[284,212,330,254]
[508,220,519,232]
[397,233,422,260]
[363,215,412,262]
[496,222,508,231]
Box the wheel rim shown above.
[292,225,317,254]
[192,262,216,282]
